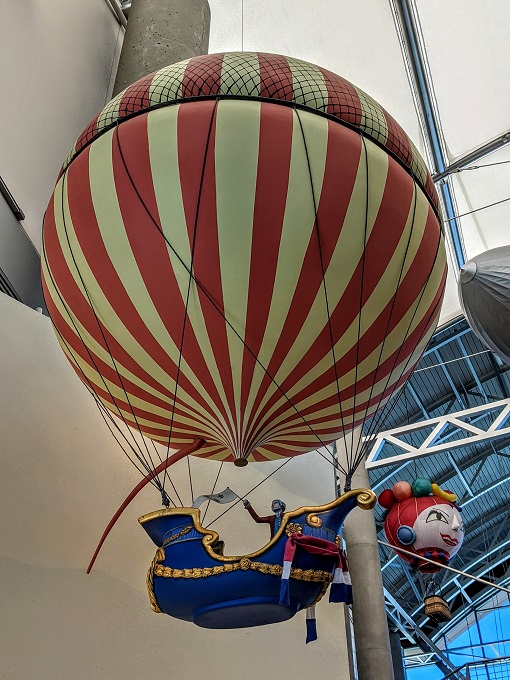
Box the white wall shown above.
[0,293,353,680]
[0,0,124,251]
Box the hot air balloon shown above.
[379,480,464,573]
[459,246,510,364]
[379,480,464,623]
[41,52,446,628]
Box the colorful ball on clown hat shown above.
[378,489,397,509]
[412,478,432,497]
[393,481,413,501]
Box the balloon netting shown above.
[59,52,437,212]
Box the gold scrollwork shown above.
[146,547,165,613]
[306,513,323,528]
[151,555,333,586]
[139,489,376,563]
[285,523,303,535]
[356,490,377,511]
[162,525,193,547]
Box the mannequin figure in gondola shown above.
[243,499,286,537]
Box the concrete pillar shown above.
[389,630,406,680]
[338,430,394,680]
[113,0,211,95]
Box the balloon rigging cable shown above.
[43,123,344,504]
[294,106,445,485]
[201,460,224,522]
[442,195,510,223]
[42,248,184,504]
[56,169,167,478]
[41,231,178,497]
[111,106,343,475]
[114,102,220,504]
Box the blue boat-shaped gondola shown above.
[139,488,376,629]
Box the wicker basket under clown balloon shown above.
[379,479,464,573]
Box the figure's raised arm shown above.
[243,499,286,538]
[243,500,272,524]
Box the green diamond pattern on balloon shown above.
[97,91,123,129]
[286,57,329,112]
[149,60,190,104]
[409,138,429,188]
[354,86,389,148]
[220,52,261,97]
[59,52,438,215]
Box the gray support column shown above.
[343,604,356,680]
[113,0,211,95]
[338,431,394,680]
[389,630,406,680]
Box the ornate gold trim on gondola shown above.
[147,548,165,613]
[162,525,193,547]
[355,489,377,511]
[146,546,334,611]
[153,560,333,582]
[306,513,323,528]
[139,488,376,563]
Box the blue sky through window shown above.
[405,602,510,679]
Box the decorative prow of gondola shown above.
[139,488,376,630]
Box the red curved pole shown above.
[86,438,205,573]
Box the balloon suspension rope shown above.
[344,472,353,492]
[86,438,205,573]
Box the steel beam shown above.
[407,383,430,419]
[433,130,510,182]
[461,471,510,509]
[447,451,474,496]
[457,337,489,404]
[366,398,510,469]
[406,642,510,671]
[384,589,465,678]
[488,352,510,399]
[434,349,466,408]
[392,0,466,268]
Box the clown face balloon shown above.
[382,492,464,573]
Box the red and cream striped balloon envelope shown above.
[42,52,446,466]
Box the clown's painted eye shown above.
[426,508,449,523]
